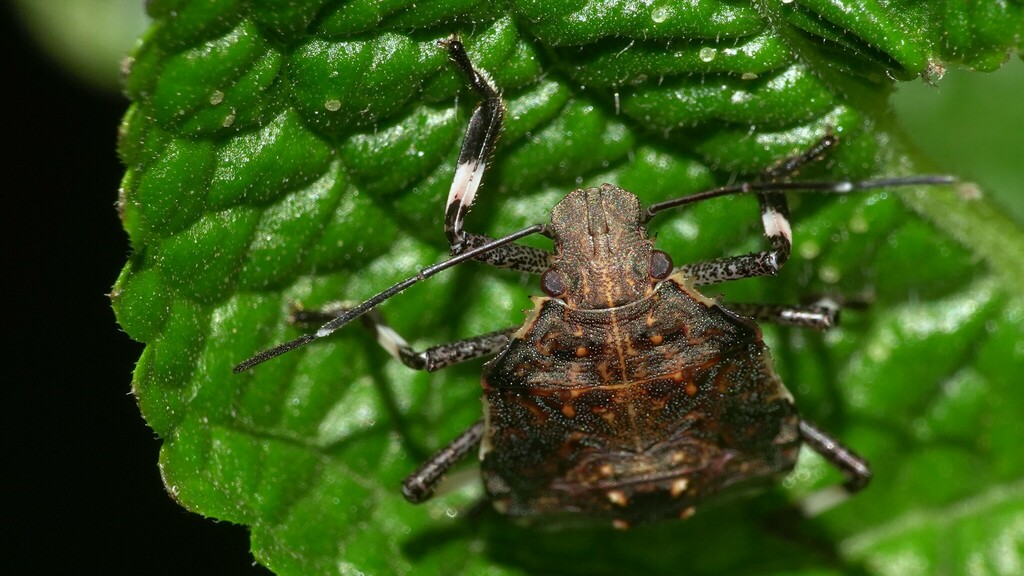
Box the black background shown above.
[2,6,270,574]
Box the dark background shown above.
[1,6,269,574]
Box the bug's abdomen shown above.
[479,278,801,524]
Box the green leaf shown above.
[113,2,1024,574]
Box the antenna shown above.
[642,175,956,223]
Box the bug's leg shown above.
[679,190,794,286]
[293,304,496,503]
[439,36,553,275]
[293,305,514,372]
[678,137,840,286]
[727,298,841,330]
[457,233,553,274]
[439,36,503,253]
[402,419,485,503]
[798,420,872,493]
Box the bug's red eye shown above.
[650,250,673,280]
[541,268,567,297]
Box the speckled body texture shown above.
[478,184,801,526]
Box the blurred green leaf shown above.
[113,1,1024,574]
[894,57,1024,226]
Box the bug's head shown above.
[543,184,672,309]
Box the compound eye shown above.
[541,268,567,297]
[650,250,673,280]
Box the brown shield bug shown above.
[235,36,954,528]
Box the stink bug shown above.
[235,36,954,528]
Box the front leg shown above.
[679,136,839,286]
[439,36,504,253]
[680,191,794,286]
[439,37,553,275]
